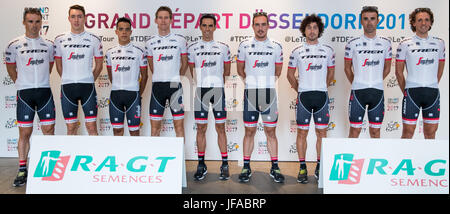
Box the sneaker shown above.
[270,168,285,183]
[315,163,320,180]
[12,169,27,187]
[297,168,308,184]
[193,164,207,181]
[238,167,252,183]
[219,164,230,180]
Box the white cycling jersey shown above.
[4,35,54,90]
[288,42,335,92]
[396,35,445,89]
[187,40,231,88]
[145,33,187,83]
[106,43,147,91]
[54,31,103,85]
[344,35,392,90]
[237,37,283,89]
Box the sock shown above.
[198,152,205,166]
[221,152,228,166]
[271,156,279,169]
[317,157,320,164]
[19,160,27,171]
[243,156,251,169]
[299,158,306,169]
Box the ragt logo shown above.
[33,150,70,181]
[329,153,364,185]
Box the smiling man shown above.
[395,8,445,139]
[287,14,335,184]
[236,11,284,183]
[187,14,231,181]
[145,6,188,138]
[54,5,103,136]
[106,17,148,136]
[5,7,56,187]
[344,6,392,139]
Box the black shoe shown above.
[238,167,252,183]
[13,169,27,187]
[219,164,230,180]
[270,167,285,183]
[194,164,207,181]
[297,168,308,184]
[315,163,320,180]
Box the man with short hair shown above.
[344,6,392,138]
[236,11,285,183]
[5,7,56,187]
[145,6,188,137]
[106,17,148,136]
[188,14,231,181]
[287,14,335,184]
[395,8,445,139]
[54,4,103,135]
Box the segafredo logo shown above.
[33,150,176,184]
[329,153,448,187]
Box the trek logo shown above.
[416,57,434,65]
[252,60,269,68]
[301,55,326,59]
[112,56,136,60]
[411,48,438,53]
[33,151,70,181]
[362,59,380,66]
[68,52,85,60]
[26,58,45,66]
[248,52,273,56]
[201,60,217,68]
[153,46,177,50]
[357,50,383,54]
[306,63,323,71]
[63,44,91,48]
[157,54,174,62]
[329,153,364,185]
[114,64,131,72]
[196,52,221,56]
[20,49,47,54]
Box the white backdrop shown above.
[1,0,448,161]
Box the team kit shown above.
[4,5,445,187]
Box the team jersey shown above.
[344,35,392,90]
[105,43,147,91]
[54,31,103,85]
[4,35,54,90]
[237,37,283,89]
[187,40,231,88]
[396,35,446,89]
[288,42,335,92]
[145,33,187,83]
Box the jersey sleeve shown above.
[54,37,62,59]
[105,50,111,67]
[236,42,246,63]
[438,39,446,61]
[187,45,195,64]
[145,42,153,59]
[223,44,231,63]
[140,49,148,68]
[288,49,298,70]
[94,38,103,59]
[385,41,393,60]
[344,41,353,60]
[48,42,55,63]
[179,37,187,56]
[328,47,336,68]
[4,42,17,64]
[275,44,283,65]
[396,41,407,62]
